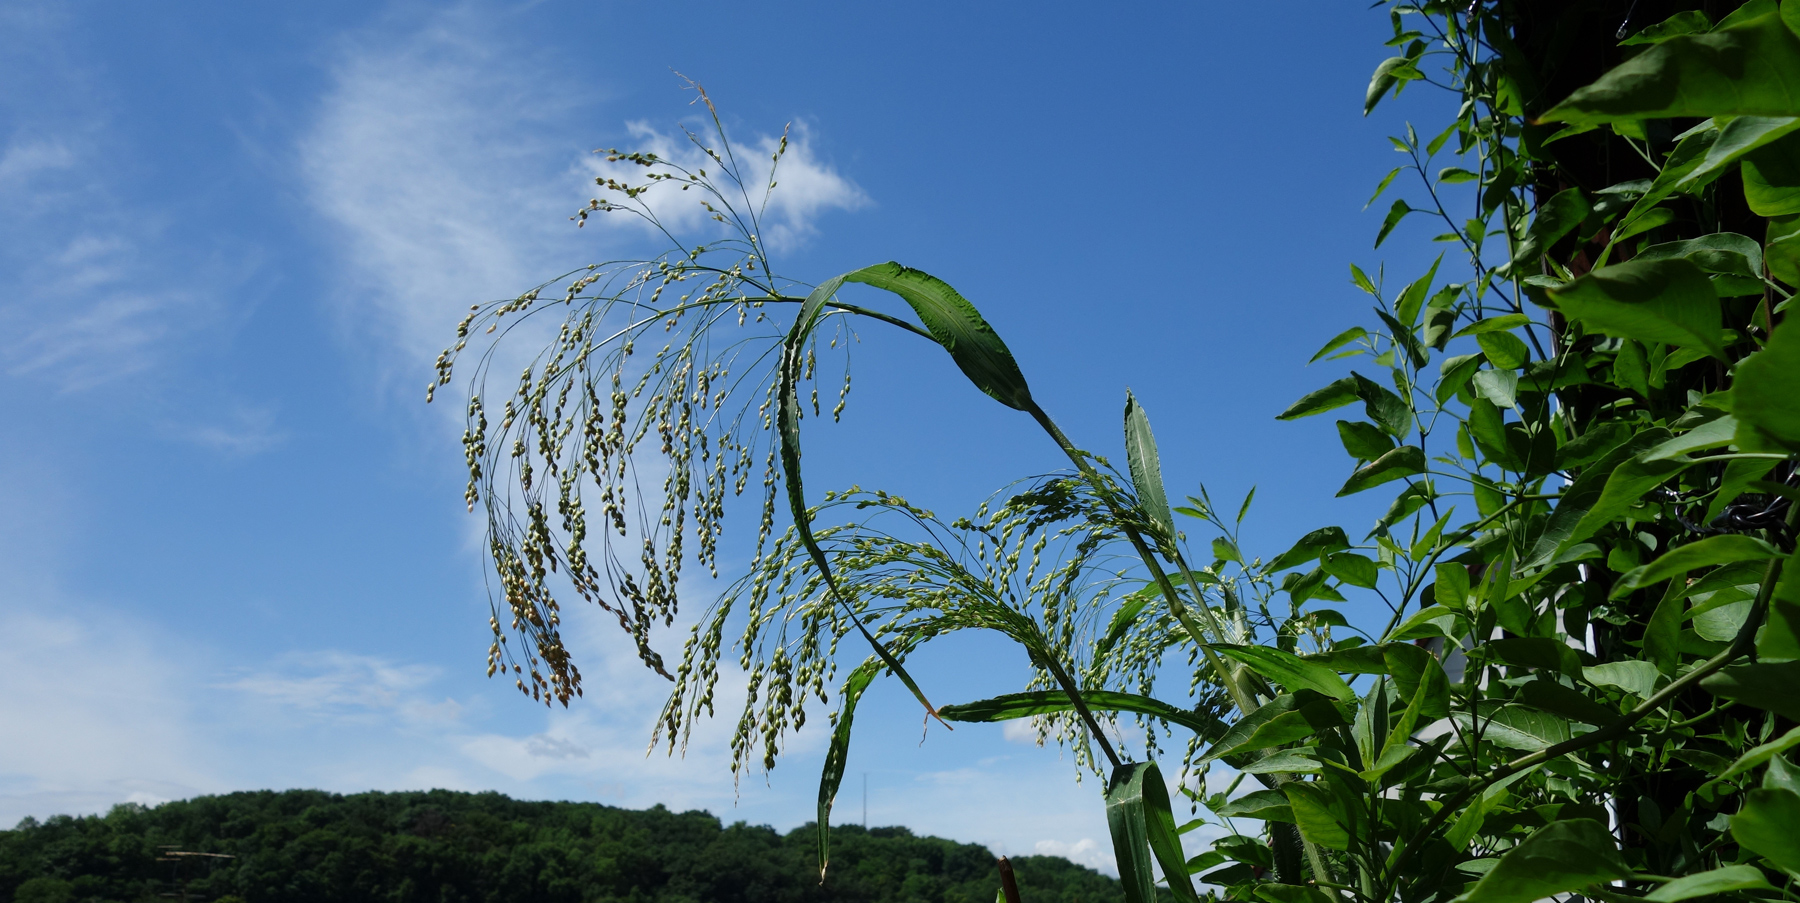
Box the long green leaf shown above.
[816,658,880,880]
[1278,377,1360,420]
[841,262,1034,411]
[1611,535,1785,598]
[1106,762,1198,903]
[1124,392,1176,545]
[1702,662,1800,721]
[1337,446,1426,497]
[1734,318,1800,451]
[937,689,1224,740]
[1644,865,1774,902]
[1282,782,1349,851]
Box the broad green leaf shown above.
[1530,428,1672,564]
[1468,398,1521,470]
[1620,125,1719,228]
[1353,372,1412,437]
[1438,167,1478,183]
[1390,604,1463,641]
[1213,789,1294,820]
[1541,14,1800,123]
[1745,128,1800,215]
[1476,331,1529,370]
[1269,526,1351,572]
[1732,788,1800,875]
[1562,454,1694,551]
[842,262,1033,411]
[1488,637,1583,677]
[1437,353,1484,403]
[1323,551,1380,589]
[1544,259,1724,358]
[1769,213,1800,285]
[1452,820,1631,903]
[1520,679,1617,726]
[1215,645,1356,701]
[1377,198,1414,248]
[1472,369,1519,408]
[1640,414,1739,461]
[1239,749,1323,775]
[1643,865,1773,902]
[1396,256,1443,328]
[1237,486,1256,524]
[1704,662,1800,721]
[1515,188,1589,265]
[1635,232,1764,280]
[1312,326,1368,363]
[1619,10,1712,45]
[1557,421,1633,469]
[1124,392,1176,544]
[1682,116,1800,189]
[1366,57,1411,115]
[1456,704,1573,751]
[1381,644,1448,718]
[1762,599,1800,660]
[1337,419,1396,461]
[1585,660,1663,699]
[1282,783,1349,851]
[938,689,1222,739]
[1303,644,1390,674]
[1706,457,1781,521]
[1337,445,1425,496]
[817,658,880,879]
[1451,314,1532,339]
[1208,692,1349,762]
[1645,578,1687,675]
[1733,318,1800,450]
[1278,377,1359,420]
[1612,535,1785,597]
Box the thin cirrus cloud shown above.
[299,5,867,386]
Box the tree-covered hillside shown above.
[0,790,1119,903]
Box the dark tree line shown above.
[0,790,1119,903]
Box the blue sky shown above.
[0,0,1451,873]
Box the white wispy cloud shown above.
[225,650,463,726]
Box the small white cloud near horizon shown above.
[224,650,463,726]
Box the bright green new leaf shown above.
[1213,789,1294,821]
[1643,865,1773,902]
[1611,535,1785,598]
[1337,445,1425,496]
[1732,788,1800,875]
[1366,56,1412,115]
[1396,256,1443,328]
[1215,644,1356,701]
[1323,551,1381,588]
[1453,820,1631,903]
[1544,259,1724,358]
[1123,392,1176,544]
[1541,14,1800,123]
[1209,694,1349,761]
[1240,749,1323,775]
[1456,705,1574,751]
[842,262,1034,411]
[1585,660,1664,699]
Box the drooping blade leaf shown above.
[817,658,880,880]
[1337,446,1426,497]
[1452,819,1631,903]
[1124,392,1176,545]
[1106,762,1198,903]
[1282,782,1350,851]
[1269,527,1351,572]
[938,689,1225,741]
[1541,14,1800,123]
[1278,377,1360,420]
[1702,662,1800,720]
[841,262,1034,411]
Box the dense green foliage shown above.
[0,790,1117,903]
[442,3,1800,903]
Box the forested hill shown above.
[0,789,1120,903]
